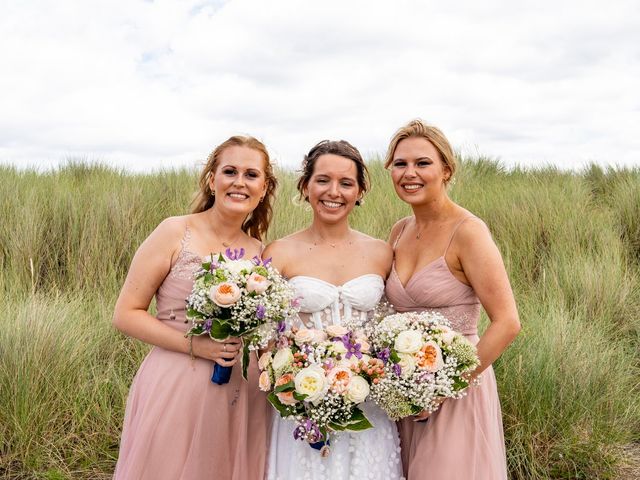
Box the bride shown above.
[264,140,403,480]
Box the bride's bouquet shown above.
[365,310,480,420]
[185,248,298,384]
[258,324,376,455]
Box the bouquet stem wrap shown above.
[211,364,232,384]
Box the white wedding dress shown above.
[266,275,404,480]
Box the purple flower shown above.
[225,247,245,260]
[203,319,213,333]
[293,419,323,443]
[377,347,391,364]
[277,321,286,334]
[262,257,272,266]
[340,333,363,360]
[256,304,266,320]
[392,363,402,377]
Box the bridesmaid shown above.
[384,120,521,479]
[112,136,277,479]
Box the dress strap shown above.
[444,216,476,256]
[392,217,410,250]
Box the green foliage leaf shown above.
[274,380,295,393]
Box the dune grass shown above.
[0,159,638,479]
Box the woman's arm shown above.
[456,219,521,377]
[112,217,240,366]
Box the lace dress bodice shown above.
[289,274,384,330]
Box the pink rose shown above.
[246,272,271,294]
[326,366,352,394]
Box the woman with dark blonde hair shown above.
[265,140,403,480]
[112,135,277,479]
[384,120,520,479]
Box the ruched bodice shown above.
[289,274,385,329]
[385,256,480,335]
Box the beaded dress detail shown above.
[113,227,271,480]
[385,217,508,480]
[267,275,404,480]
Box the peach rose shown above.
[258,371,272,391]
[275,373,298,405]
[209,282,241,307]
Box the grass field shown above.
[1,159,639,479]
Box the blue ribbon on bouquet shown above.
[211,363,232,384]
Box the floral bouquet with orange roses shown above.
[365,310,480,420]
[185,248,298,384]
[258,324,377,456]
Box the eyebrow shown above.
[314,173,356,181]
[220,164,262,172]
[393,156,434,162]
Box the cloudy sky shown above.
[1,0,639,171]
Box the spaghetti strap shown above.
[444,216,476,256]
[392,218,410,250]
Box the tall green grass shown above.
[1,160,639,479]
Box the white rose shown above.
[439,330,457,345]
[326,325,349,338]
[225,259,255,276]
[272,347,294,374]
[294,365,328,404]
[397,353,416,378]
[394,330,423,354]
[346,376,370,404]
[331,340,348,355]
[258,371,271,391]
[246,271,271,294]
[209,282,241,307]
[258,351,272,370]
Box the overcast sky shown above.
[1,0,639,172]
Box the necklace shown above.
[210,222,244,248]
[414,218,426,239]
[311,230,353,248]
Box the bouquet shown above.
[258,324,376,455]
[365,310,480,420]
[185,248,298,384]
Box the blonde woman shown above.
[384,120,520,479]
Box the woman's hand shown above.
[192,336,242,366]
[413,397,446,422]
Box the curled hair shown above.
[384,119,457,184]
[191,135,278,241]
[296,140,369,201]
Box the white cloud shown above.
[0,0,639,172]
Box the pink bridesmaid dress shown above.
[385,218,508,480]
[113,227,271,480]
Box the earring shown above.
[211,189,215,197]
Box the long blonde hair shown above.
[191,135,278,241]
